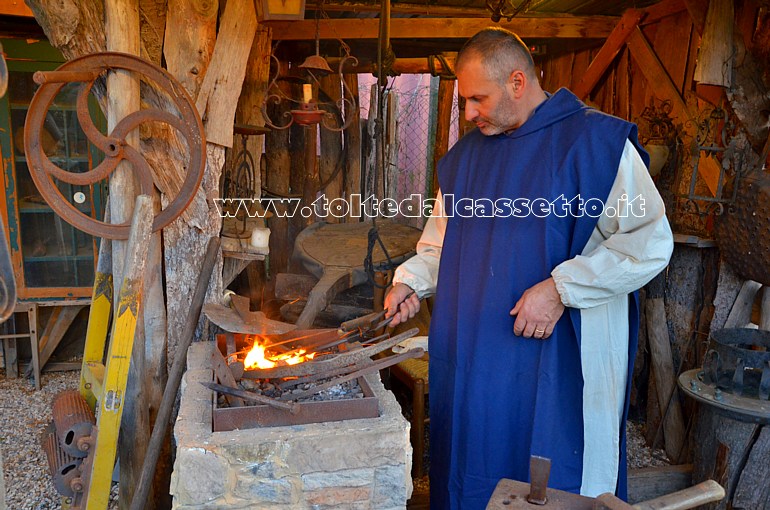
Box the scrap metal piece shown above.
[24,52,205,239]
[52,390,96,459]
[242,327,419,380]
[527,456,550,505]
[201,381,299,414]
[278,347,424,401]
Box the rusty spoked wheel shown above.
[23,52,205,239]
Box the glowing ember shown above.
[243,336,316,369]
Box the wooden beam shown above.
[0,1,34,16]
[36,305,85,371]
[265,16,618,41]
[163,0,217,97]
[573,9,645,100]
[432,78,455,196]
[683,0,706,36]
[329,56,455,76]
[641,0,686,26]
[627,26,720,195]
[343,72,362,222]
[693,0,734,87]
[627,464,692,504]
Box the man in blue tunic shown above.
[385,28,673,509]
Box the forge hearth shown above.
[171,341,413,510]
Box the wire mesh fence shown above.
[358,74,459,227]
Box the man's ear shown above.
[508,70,527,98]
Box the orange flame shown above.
[243,335,316,370]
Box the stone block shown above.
[302,468,375,490]
[232,475,296,504]
[170,447,228,506]
[373,465,411,507]
[305,486,372,506]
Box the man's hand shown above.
[384,283,420,328]
[509,277,565,339]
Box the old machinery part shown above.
[715,172,770,285]
[24,52,205,239]
[41,421,83,498]
[52,390,96,458]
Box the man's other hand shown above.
[509,277,565,339]
[384,283,420,328]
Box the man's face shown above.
[457,56,521,136]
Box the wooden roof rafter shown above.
[264,15,619,40]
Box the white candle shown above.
[303,83,312,103]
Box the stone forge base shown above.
[171,341,414,510]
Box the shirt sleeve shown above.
[392,191,447,298]
[551,139,674,309]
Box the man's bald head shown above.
[456,28,536,84]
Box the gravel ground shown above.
[0,370,119,510]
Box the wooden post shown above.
[319,73,344,222]
[645,272,687,464]
[693,0,734,88]
[343,73,362,222]
[385,90,400,204]
[365,83,379,201]
[105,0,144,506]
[303,124,319,226]
[432,77,454,196]
[265,78,293,273]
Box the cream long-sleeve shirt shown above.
[392,139,674,496]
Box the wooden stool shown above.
[389,354,429,477]
[0,302,39,390]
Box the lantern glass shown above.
[263,0,305,20]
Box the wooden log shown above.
[343,72,362,221]
[724,279,762,328]
[432,77,454,197]
[164,0,217,98]
[646,273,687,464]
[691,405,767,510]
[265,16,619,41]
[573,8,645,100]
[105,0,143,507]
[732,426,770,508]
[319,72,344,222]
[143,191,169,509]
[693,0,733,87]
[195,0,257,147]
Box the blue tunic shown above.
[428,88,647,509]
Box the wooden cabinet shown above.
[0,38,106,299]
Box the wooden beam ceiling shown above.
[265,15,618,40]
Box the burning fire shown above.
[243,335,315,370]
